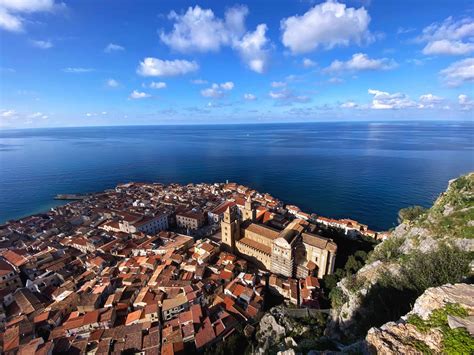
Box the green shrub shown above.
[368,237,405,262]
[329,287,347,310]
[407,303,474,354]
[398,205,427,223]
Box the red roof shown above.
[194,317,216,349]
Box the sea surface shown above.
[0,121,473,230]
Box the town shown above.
[0,182,386,354]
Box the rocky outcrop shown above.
[329,173,474,340]
[365,284,474,354]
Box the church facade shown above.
[221,198,337,279]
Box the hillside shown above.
[328,173,474,341]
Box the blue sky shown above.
[0,0,473,128]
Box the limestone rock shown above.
[365,284,474,354]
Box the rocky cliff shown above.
[329,173,474,340]
[365,283,474,354]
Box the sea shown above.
[0,121,473,231]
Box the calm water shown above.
[0,122,473,230]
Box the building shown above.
[176,211,205,230]
[162,294,189,321]
[119,214,168,235]
[221,199,337,279]
[0,259,22,292]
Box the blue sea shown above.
[0,122,473,230]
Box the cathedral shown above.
[221,198,337,279]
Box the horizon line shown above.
[3,118,474,131]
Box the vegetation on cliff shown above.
[330,173,474,342]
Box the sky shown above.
[0,0,473,128]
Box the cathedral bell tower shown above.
[221,205,240,253]
[243,196,256,221]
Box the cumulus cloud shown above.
[0,0,62,32]
[234,24,269,73]
[458,94,474,110]
[137,58,199,77]
[201,82,234,98]
[149,81,167,89]
[30,39,53,49]
[129,90,151,99]
[281,0,373,54]
[368,89,416,109]
[62,67,94,73]
[104,43,124,53]
[0,109,17,118]
[324,53,397,73]
[439,57,474,87]
[302,58,316,68]
[160,5,270,73]
[106,78,120,88]
[423,40,474,56]
[418,93,443,108]
[417,17,474,56]
[269,88,310,105]
[160,5,247,52]
[243,93,256,101]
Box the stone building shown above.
[221,199,337,279]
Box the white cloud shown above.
[201,82,234,98]
[234,23,269,73]
[190,79,207,85]
[368,89,416,109]
[423,40,474,56]
[302,58,316,68]
[104,43,124,53]
[340,101,358,108]
[62,67,94,73]
[160,5,269,73]
[269,88,310,104]
[458,94,474,110]
[439,57,474,87]
[30,39,53,49]
[137,58,199,77]
[149,81,167,89]
[129,90,151,99]
[160,5,247,52]
[28,111,48,119]
[324,53,397,73]
[417,17,474,56]
[243,93,256,101]
[0,0,61,32]
[0,109,16,118]
[281,0,372,54]
[418,93,443,108]
[106,78,119,88]
[271,81,286,88]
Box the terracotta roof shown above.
[245,223,280,240]
[302,233,337,252]
[194,317,216,349]
[237,237,271,255]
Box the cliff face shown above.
[328,173,474,340]
[365,283,474,354]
